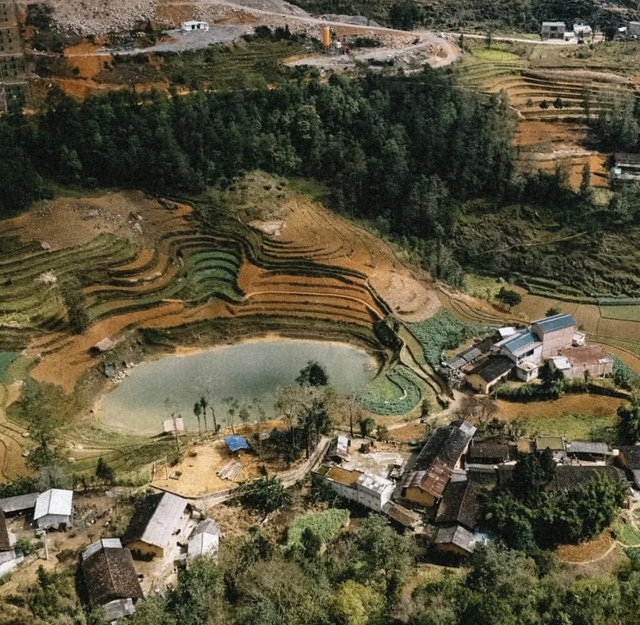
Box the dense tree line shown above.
[14,523,640,625]
[484,449,627,551]
[0,69,515,284]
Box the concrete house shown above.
[402,421,476,507]
[181,20,210,32]
[34,489,73,529]
[187,519,221,564]
[541,21,566,39]
[123,492,188,560]
[531,313,576,359]
[318,466,394,512]
[82,538,143,621]
[498,330,543,366]
[551,345,613,379]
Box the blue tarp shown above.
[225,435,250,452]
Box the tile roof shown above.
[82,546,143,606]
[382,502,420,528]
[532,313,575,334]
[82,538,123,561]
[435,480,483,531]
[620,446,640,469]
[434,524,475,553]
[549,466,624,491]
[467,443,511,462]
[468,357,514,383]
[566,441,609,456]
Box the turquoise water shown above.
[100,339,377,434]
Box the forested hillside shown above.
[0,69,514,286]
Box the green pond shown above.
[100,339,377,434]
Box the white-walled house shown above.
[34,489,73,529]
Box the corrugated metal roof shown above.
[567,441,609,455]
[187,519,221,561]
[34,489,73,520]
[502,330,540,356]
[357,472,394,496]
[0,492,39,514]
[532,313,575,334]
[82,538,123,561]
[141,493,186,548]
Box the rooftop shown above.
[467,443,511,462]
[549,466,624,491]
[620,446,640,469]
[559,345,612,366]
[535,437,565,452]
[434,524,475,553]
[187,519,221,561]
[542,21,566,26]
[501,330,541,357]
[468,357,514,383]
[82,538,123,561]
[82,546,143,606]
[123,492,187,550]
[34,489,73,520]
[326,466,362,487]
[532,313,575,334]
[566,441,609,456]
[549,356,571,370]
[0,492,39,514]
[435,479,483,531]
[382,502,420,528]
[357,472,394,496]
[415,421,477,471]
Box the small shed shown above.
[434,524,475,556]
[0,492,39,515]
[187,519,221,563]
[163,417,185,434]
[181,20,210,32]
[225,435,250,453]
[34,489,73,529]
[466,357,514,394]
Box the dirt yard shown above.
[496,394,625,422]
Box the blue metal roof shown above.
[532,314,575,333]
[225,435,250,452]
[502,330,539,354]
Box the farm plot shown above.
[358,364,424,416]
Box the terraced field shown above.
[456,42,640,188]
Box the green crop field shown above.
[517,411,617,442]
[600,305,640,322]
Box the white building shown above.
[187,519,221,563]
[34,489,73,529]
[318,466,394,512]
[181,21,210,32]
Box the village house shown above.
[434,524,476,556]
[123,492,188,560]
[0,492,39,516]
[187,519,221,564]
[628,21,640,37]
[541,21,566,40]
[465,357,513,393]
[549,345,613,379]
[181,20,210,32]
[612,153,640,183]
[402,421,476,508]
[82,538,144,621]
[531,313,576,359]
[465,442,512,468]
[535,436,567,461]
[33,489,73,529]
[497,330,543,366]
[566,441,610,464]
[317,465,395,512]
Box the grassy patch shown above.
[0,352,19,384]
[613,519,640,547]
[600,305,640,322]
[358,365,422,416]
[286,508,350,550]
[517,411,617,442]
[462,273,503,300]
[471,47,521,61]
